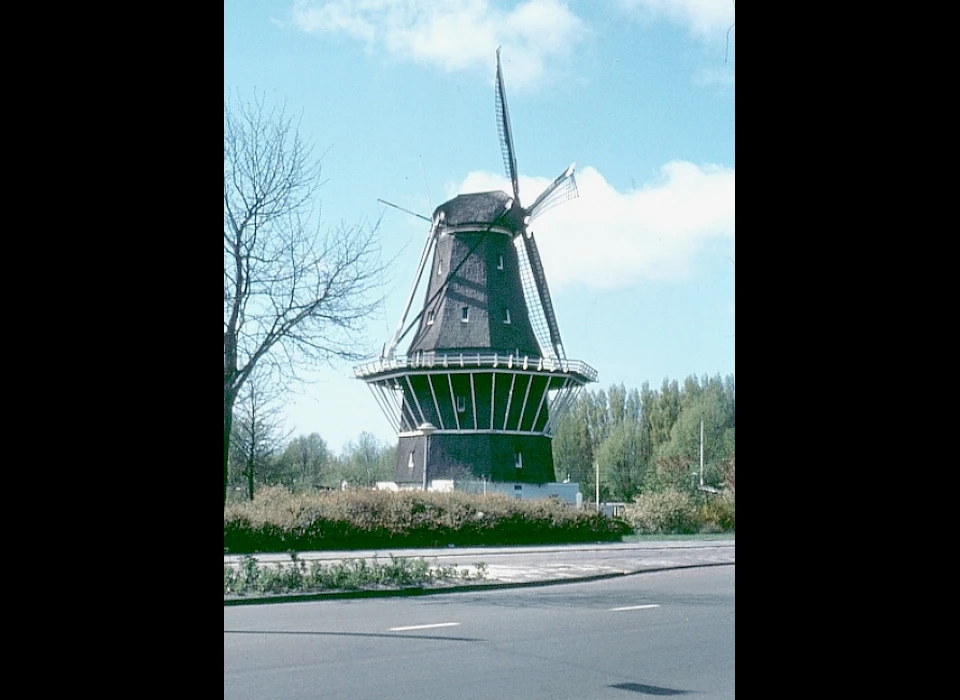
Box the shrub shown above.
[624,489,700,534]
[699,492,735,533]
[224,486,630,553]
[623,489,735,535]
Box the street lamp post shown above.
[418,421,437,492]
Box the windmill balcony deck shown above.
[354,352,598,383]
[355,351,597,439]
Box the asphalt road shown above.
[224,565,735,699]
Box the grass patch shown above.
[621,533,735,543]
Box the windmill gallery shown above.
[355,50,596,496]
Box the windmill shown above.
[356,49,596,488]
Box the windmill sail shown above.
[495,48,571,361]
[384,220,439,358]
[516,231,564,360]
[527,163,578,223]
[495,47,520,201]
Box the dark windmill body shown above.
[356,50,596,489]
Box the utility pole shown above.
[595,460,600,512]
[699,419,705,488]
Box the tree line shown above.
[551,374,735,502]
[230,373,734,503]
[228,391,396,500]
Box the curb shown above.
[223,561,733,607]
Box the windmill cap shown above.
[433,190,524,229]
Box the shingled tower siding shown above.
[408,229,539,356]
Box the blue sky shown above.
[224,0,735,454]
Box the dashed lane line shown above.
[389,622,461,632]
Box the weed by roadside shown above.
[224,552,489,596]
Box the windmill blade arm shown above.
[385,224,438,358]
[495,47,520,202]
[377,198,431,222]
[527,162,578,223]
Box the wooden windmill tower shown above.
[355,49,597,488]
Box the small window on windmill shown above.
[456,395,466,413]
[408,452,415,470]
[497,254,504,270]
[427,310,435,326]
[515,451,523,470]
[503,308,511,325]
[437,261,442,276]
[461,306,469,323]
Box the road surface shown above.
[224,565,734,699]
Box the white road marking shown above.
[608,604,660,612]
[389,622,461,632]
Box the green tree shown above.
[648,378,680,452]
[336,432,395,487]
[586,389,611,447]
[608,383,627,426]
[654,374,735,490]
[552,397,595,486]
[597,421,648,502]
[280,433,330,490]
[624,386,642,424]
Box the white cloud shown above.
[454,161,734,289]
[619,0,735,41]
[292,0,588,89]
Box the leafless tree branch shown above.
[224,91,389,506]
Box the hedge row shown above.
[224,486,631,553]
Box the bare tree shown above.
[230,378,289,501]
[224,93,385,506]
